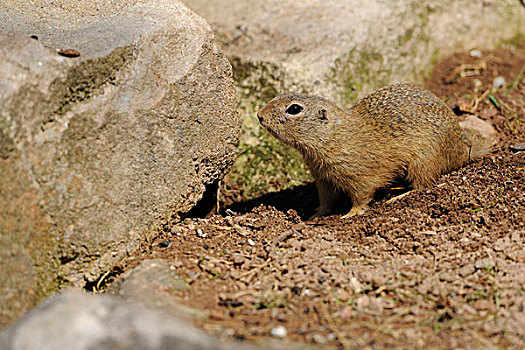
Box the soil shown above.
[109,45,525,349]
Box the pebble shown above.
[492,76,506,89]
[474,257,495,270]
[349,277,362,293]
[473,78,483,89]
[335,290,349,303]
[469,49,483,58]
[233,255,245,265]
[270,325,287,338]
[439,271,457,282]
[339,305,353,319]
[302,288,317,297]
[355,295,383,316]
[459,264,476,277]
[196,228,207,238]
[247,238,255,246]
[311,333,326,344]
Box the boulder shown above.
[185,0,524,110]
[0,0,239,326]
[0,291,254,350]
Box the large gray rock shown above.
[186,0,524,110]
[0,0,239,326]
[0,291,254,350]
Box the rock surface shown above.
[107,259,207,321]
[185,0,524,110]
[0,291,254,350]
[0,0,239,326]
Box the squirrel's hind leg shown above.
[342,203,368,218]
[342,189,375,218]
[308,179,343,220]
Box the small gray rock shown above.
[355,295,383,316]
[493,76,506,89]
[459,264,476,277]
[0,291,254,350]
[469,49,483,58]
[349,277,363,294]
[474,258,496,270]
[270,325,288,338]
[310,333,326,344]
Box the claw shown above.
[342,205,367,218]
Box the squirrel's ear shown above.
[319,109,328,121]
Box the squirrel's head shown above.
[257,93,343,153]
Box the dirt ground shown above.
[110,45,525,349]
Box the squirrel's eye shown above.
[285,104,303,115]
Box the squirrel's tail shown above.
[459,115,497,160]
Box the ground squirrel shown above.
[257,83,496,218]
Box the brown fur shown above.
[257,83,496,218]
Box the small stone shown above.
[311,333,326,344]
[492,76,506,89]
[459,265,476,277]
[474,257,495,270]
[349,277,362,293]
[460,304,477,315]
[337,290,350,303]
[355,295,383,316]
[494,237,509,252]
[196,229,207,238]
[339,305,353,319]
[270,325,287,338]
[473,78,483,89]
[302,288,317,297]
[233,255,245,265]
[439,271,457,282]
[157,240,172,248]
[469,49,483,58]
[247,238,255,246]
